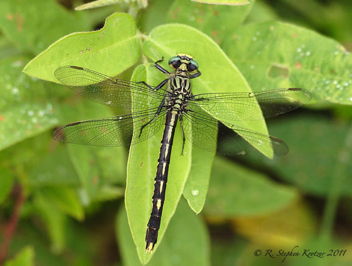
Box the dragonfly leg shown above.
[155,57,171,74]
[136,58,171,92]
[137,78,168,91]
[154,78,169,91]
[138,97,166,137]
[137,81,154,90]
[179,115,186,155]
[190,70,201,79]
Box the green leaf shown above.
[0,36,21,60]
[75,0,148,10]
[30,145,80,187]
[279,0,328,28]
[192,0,249,5]
[66,145,101,204]
[204,156,298,216]
[94,146,127,186]
[0,57,60,151]
[183,145,214,213]
[0,131,55,189]
[244,0,279,23]
[23,13,140,82]
[117,199,210,265]
[0,167,14,203]
[58,100,126,204]
[34,191,67,253]
[39,187,84,220]
[125,64,193,262]
[211,236,245,266]
[94,185,124,201]
[138,0,170,33]
[222,21,352,105]
[0,0,89,54]
[167,0,255,46]
[243,113,352,196]
[4,246,34,266]
[143,23,273,157]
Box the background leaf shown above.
[192,0,249,5]
[0,167,14,204]
[76,0,148,10]
[204,156,299,216]
[222,21,352,105]
[38,187,84,220]
[23,13,140,82]
[0,0,89,55]
[4,246,34,266]
[34,191,67,253]
[167,0,255,45]
[0,57,59,150]
[241,113,352,196]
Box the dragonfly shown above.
[52,54,311,252]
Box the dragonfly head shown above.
[168,54,199,76]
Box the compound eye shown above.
[168,56,181,69]
[187,59,199,72]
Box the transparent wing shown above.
[55,66,168,109]
[182,105,288,156]
[189,88,311,122]
[52,108,166,147]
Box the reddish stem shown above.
[0,185,25,264]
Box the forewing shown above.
[190,88,311,122]
[52,108,166,147]
[55,66,167,109]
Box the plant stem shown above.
[0,184,25,264]
[319,122,352,242]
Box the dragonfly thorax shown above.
[166,75,192,112]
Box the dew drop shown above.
[11,87,19,94]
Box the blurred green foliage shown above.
[0,0,351,265]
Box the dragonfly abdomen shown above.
[145,110,179,252]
